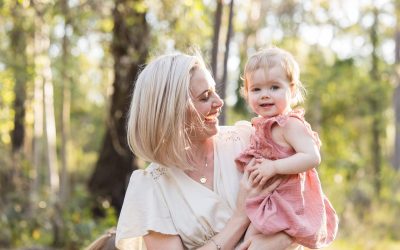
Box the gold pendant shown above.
[200,176,207,184]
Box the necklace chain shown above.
[199,156,208,184]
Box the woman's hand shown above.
[236,159,256,214]
[237,232,293,250]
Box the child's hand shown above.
[244,159,282,199]
[247,158,277,186]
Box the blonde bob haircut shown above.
[127,52,207,170]
[242,47,306,106]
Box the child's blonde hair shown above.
[127,52,211,170]
[242,47,305,105]
[86,228,116,250]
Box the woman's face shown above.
[188,67,223,140]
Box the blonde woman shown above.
[116,52,299,250]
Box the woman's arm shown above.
[197,166,254,250]
[143,231,185,250]
[143,214,248,250]
[238,232,293,250]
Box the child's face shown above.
[247,66,293,118]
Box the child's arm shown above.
[249,117,321,183]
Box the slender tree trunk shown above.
[393,1,400,170]
[218,0,234,125]
[370,8,381,195]
[32,2,62,245]
[211,0,223,79]
[32,16,45,206]
[10,1,28,191]
[38,23,59,199]
[60,0,71,206]
[89,0,149,215]
[10,2,27,154]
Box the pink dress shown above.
[235,109,338,249]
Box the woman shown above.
[116,52,298,250]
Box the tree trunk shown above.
[211,0,223,79]
[89,0,149,215]
[10,1,28,191]
[393,1,400,170]
[370,8,381,195]
[60,0,71,206]
[32,2,63,245]
[10,2,27,154]
[32,5,46,204]
[39,22,59,200]
[218,0,234,125]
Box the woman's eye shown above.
[201,93,210,101]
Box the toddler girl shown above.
[235,47,338,249]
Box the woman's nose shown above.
[213,94,224,108]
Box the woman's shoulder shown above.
[217,120,253,141]
[129,163,168,185]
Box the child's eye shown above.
[271,85,279,90]
[251,88,260,92]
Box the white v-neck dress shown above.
[116,123,252,250]
[115,122,302,250]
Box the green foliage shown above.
[0,69,14,145]
[1,0,399,249]
[0,163,116,249]
[147,0,212,55]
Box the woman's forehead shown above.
[190,68,214,91]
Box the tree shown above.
[394,0,400,170]
[369,8,382,195]
[211,0,223,79]
[10,1,28,155]
[59,0,71,206]
[211,0,235,125]
[89,0,149,215]
[30,0,60,203]
[218,0,235,125]
[9,1,29,191]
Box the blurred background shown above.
[0,0,399,249]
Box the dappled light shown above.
[0,0,399,249]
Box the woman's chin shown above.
[205,123,219,136]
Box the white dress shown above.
[115,122,252,250]
[115,122,302,250]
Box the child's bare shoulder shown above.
[281,116,305,130]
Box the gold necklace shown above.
[199,156,208,184]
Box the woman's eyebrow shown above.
[197,89,210,98]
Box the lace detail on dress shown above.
[218,129,240,142]
[150,166,168,180]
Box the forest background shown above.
[1,0,400,249]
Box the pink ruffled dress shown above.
[235,109,338,249]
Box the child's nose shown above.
[261,90,270,99]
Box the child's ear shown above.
[290,83,296,98]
